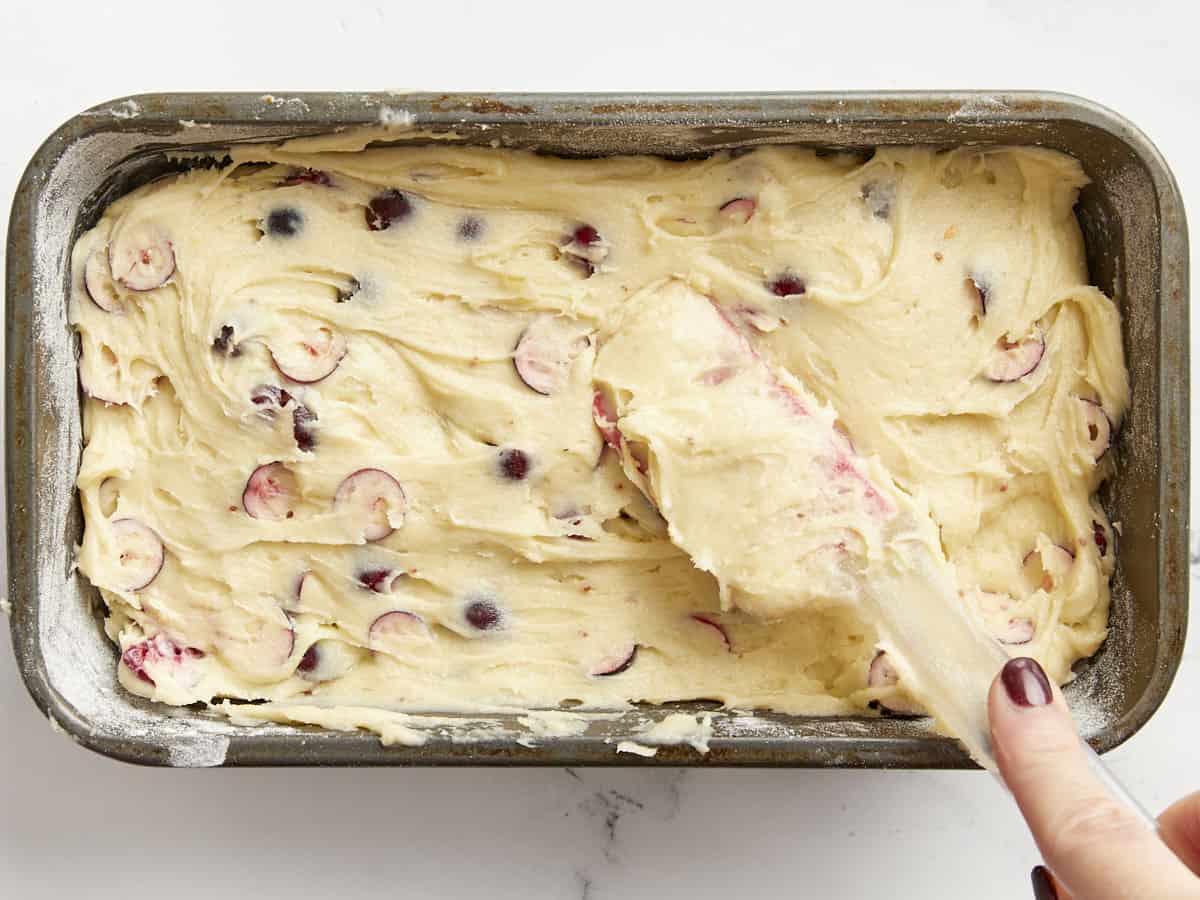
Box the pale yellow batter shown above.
[69,143,1127,732]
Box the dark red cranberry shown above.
[768,274,806,298]
[251,384,293,412]
[213,325,241,357]
[497,448,530,481]
[458,217,484,240]
[465,598,502,630]
[1093,521,1109,557]
[267,208,302,237]
[283,168,331,186]
[358,569,396,592]
[292,404,317,452]
[573,224,600,245]
[366,190,413,231]
[297,644,319,673]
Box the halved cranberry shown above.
[866,650,923,716]
[108,222,175,291]
[270,327,347,383]
[985,329,1045,382]
[243,462,298,521]
[514,316,590,395]
[718,197,756,224]
[1093,520,1109,557]
[590,644,639,676]
[689,613,732,651]
[965,274,990,316]
[368,611,429,652]
[334,469,407,541]
[110,519,165,591]
[122,634,204,686]
[84,250,123,313]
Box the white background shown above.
[1,1,1196,897]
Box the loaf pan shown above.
[5,92,1188,767]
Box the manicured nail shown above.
[1031,864,1058,900]
[1002,657,1052,708]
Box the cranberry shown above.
[366,190,413,231]
[297,644,319,673]
[292,404,317,452]
[465,598,502,631]
[458,216,484,240]
[250,384,293,414]
[497,448,531,481]
[212,324,241,357]
[768,274,806,298]
[266,208,302,237]
[1093,521,1109,557]
[573,224,600,245]
[358,568,399,593]
[283,168,331,186]
[336,277,361,303]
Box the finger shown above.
[989,657,1198,900]
[1160,792,1200,877]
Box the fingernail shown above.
[1031,865,1058,900]
[1002,657,1052,708]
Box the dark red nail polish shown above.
[1002,657,1052,708]
[1031,865,1058,900]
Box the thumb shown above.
[988,657,1197,900]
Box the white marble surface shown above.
[1,1,1196,897]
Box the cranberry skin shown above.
[573,224,599,245]
[297,644,319,673]
[266,208,302,237]
[768,275,806,298]
[366,191,413,231]
[283,169,331,186]
[464,598,502,631]
[458,217,484,240]
[212,325,241,357]
[292,404,317,452]
[497,448,531,481]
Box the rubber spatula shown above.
[592,277,1151,807]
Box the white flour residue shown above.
[109,99,141,119]
[948,95,1011,121]
[616,740,658,757]
[378,106,416,128]
[0,597,11,617]
[639,713,714,753]
[260,95,311,112]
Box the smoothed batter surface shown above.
[70,143,1127,730]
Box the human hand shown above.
[988,656,1200,899]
